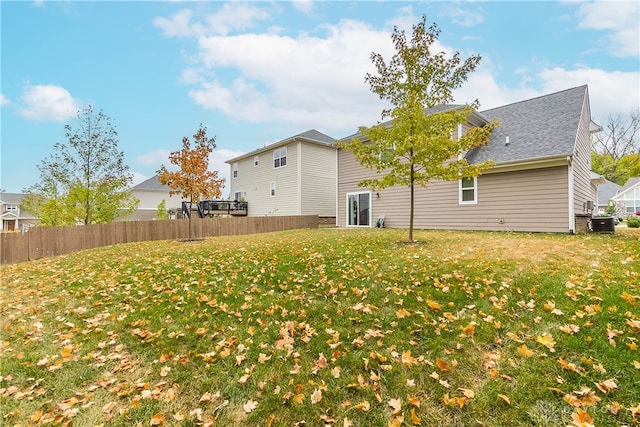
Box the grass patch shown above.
[1,228,639,426]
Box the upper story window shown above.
[254,156,259,167]
[5,204,18,213]
[274,147,287,168]
[459,177,477,204]
[232,162,238,178]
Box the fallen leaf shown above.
[243,400,258,413]
[410,408,421,425]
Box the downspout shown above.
[567,156,575,233]
[335,148,339,227]
[296,140,302,215]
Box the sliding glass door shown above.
[347,192,371,226]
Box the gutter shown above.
[483,154,573,174]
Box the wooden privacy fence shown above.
[1,215,318,265]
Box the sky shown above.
[1,1,639,197]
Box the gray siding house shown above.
[226,130,336,219]
[125,175,182,220]
[337,85,602,233]
[0,193,39,232]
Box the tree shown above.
[338,16,497,242]
[157,125,225,240]
[22,106,138,225]
[155,199,168,220]
[591,110,640,185]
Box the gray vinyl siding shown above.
[300,143,337,216]
[572,94,595,217]
[338,148,570,232]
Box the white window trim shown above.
[232,162,238,179]
[346,191,372,227]
[459,177,478,205]
[274,147,287,169]
[270,181,276,197]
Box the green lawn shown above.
[1,228,639,426]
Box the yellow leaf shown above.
[396,308,411,318]
[401,350,418,366]
[570,408,594,427]
[436,358,449,371]
[410,408,421,425]
[536,333,556,352]
[427,300,441,311]
[343,418,353,427]
[497,394,510,405]
[353,400,370,412]
[459,388,475,399]
[293,393,305,405]
[462,323,476,337]
[517,344,534,358]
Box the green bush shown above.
[627,217,640,228]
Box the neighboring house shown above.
[0,193,39,231]
[125,175,182,220]
[595,177,622,215]
[226,129,336,219]
[611,177,640,218]
[337,85,602,233]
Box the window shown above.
[347,192,371,226]
[234,191,244,201]
[270,181,276,197]
[459,177,477,204]
[274,147,287,168]
[5,204,18,212]
[232,162,238,178]
[254,156,259,167]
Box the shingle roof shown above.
[620,177,640,192]
[0,193,26,204]
[226,129,335,163]
[597,180,622,205]
[133,175,168,191]
[466,85,588,164]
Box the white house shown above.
[127,175,182,220]
[611,177,640,218]
[226,129,336,219]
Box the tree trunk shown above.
[188,200,193,240]
[409,161,415,242]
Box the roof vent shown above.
[505,136,510,146]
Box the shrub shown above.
[627,217,640,228]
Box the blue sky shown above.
[2,1,639,197]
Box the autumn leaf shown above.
[353,400,371,412]
[497,394,510,405]
[435,358,449,371]
[243,400,258,413]
[595,378,618,394]
[570,408,594,427]
[401,350,418,366]
[311,389,322,404]
[396,308,411,318]
[517,344,534,358]
[536,333,556,352]
[293,393,305,405]
[150,413,166,425]
[388,398,402,415]
[410,408,421,425]
[407,395,421,407]
[427,300,441,311]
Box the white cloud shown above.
[439,3,485,28]
[0,94,10,106]
[154,3,270,37]
[291,1,314,15]
[17,84,81,122]
[575,1,639,57]
[453,62,640,123]
[136,149,171,166]
[186,18,407,133]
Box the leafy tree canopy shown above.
[338,15,498,241]
[591,110,640,185]
[21,106,138,225]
